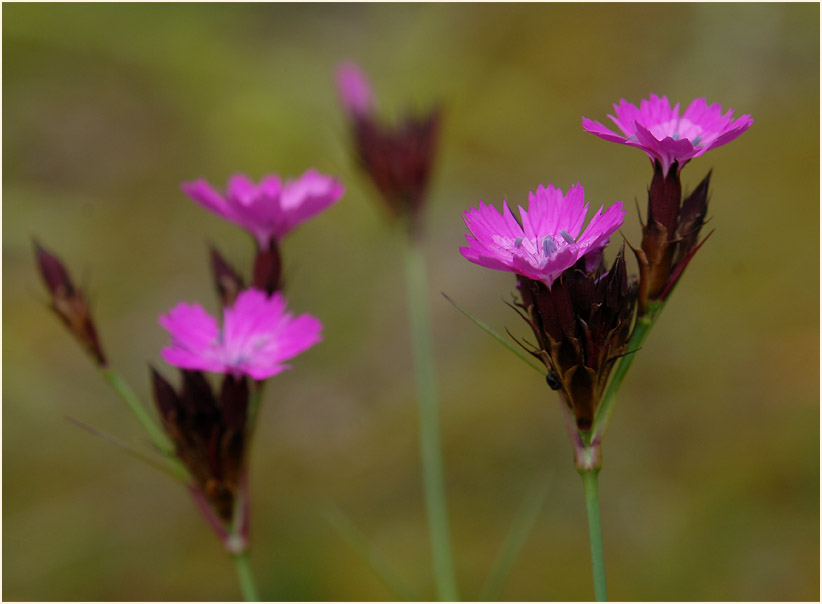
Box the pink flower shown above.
[336,61,376,118]
[460,183,624,288]
[159,288,322,380]
[181,170,345,248]
[582,94,753,175]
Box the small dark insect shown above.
[545,371,561,390]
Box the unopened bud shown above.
[210,246,244,307]
[34,241,106,366]
[635,163,712,313]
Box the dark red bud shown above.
[34,241,106,366]
[350,106,441,233]
[210,246,244,307]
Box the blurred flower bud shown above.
[33,241,106,366]
[336,62,441,234]
[516,251,636,431]
[210,246,245,307]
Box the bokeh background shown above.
[4,3,819,601]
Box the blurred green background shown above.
[4,3,819,601]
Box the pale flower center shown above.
[493,230,576,267]
[225,334,271,366]
[650,118,705,146]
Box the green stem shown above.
[581,470,607,601]
[232,550,260,601]
[401,233,459,602]
[100,368,189,481]
[589,301,666,443]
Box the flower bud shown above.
[210,246,244,307]
[635,163,712,312]
[34,241,106,366]
[336,63,440,234]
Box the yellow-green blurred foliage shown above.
[4,3,819,601]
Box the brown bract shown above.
[516,252,636,430]
[151,369,249,523]
[34,241,107,366]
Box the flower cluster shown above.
[36,161,336,552]
[461,93,751,442]
[153,177,330,536]
[461,184,634,431]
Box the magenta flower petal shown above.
[336,61,376,117]
[181,180,237,223]
[181,171,345,248]
[460,183,624,288]
[160,288,322,379]
[582,94,753,173]
[280,169,347,235]
[159,302,223,373]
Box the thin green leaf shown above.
[442,292,544,375]
[480,477,551,601]
[317,499,421,601]
[65,416,186,483]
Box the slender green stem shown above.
[232,550,260,602]
[580,470,607,601]
[589,301,666,443]
[100,368,189,481]
[401,233,459,602]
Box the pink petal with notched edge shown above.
[181,180,237,223]
[279,170,346,236]
[159,302,223,373]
